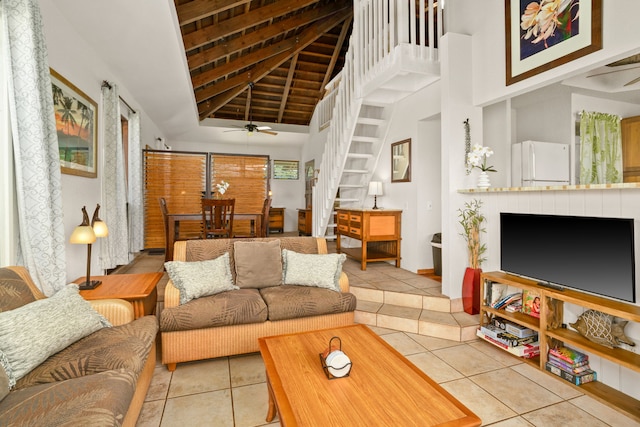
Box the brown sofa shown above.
[160,236,356,371]
[0,266,158,427]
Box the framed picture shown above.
[391,139,411,183]
[505,0,602,85]
[273,160,299,179]
[50,68,98,178]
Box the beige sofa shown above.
[0,266,157,427]
[160,236,356,371]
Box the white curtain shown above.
[100,83,130,268]
[127,111,144,255]
[2,0,66,295]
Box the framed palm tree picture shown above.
[51,69,98,178]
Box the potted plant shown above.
[458,199,487,314]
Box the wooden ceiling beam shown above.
[196,9,352,119]
[182,0,320,52]
[176,0,250,26]
[278,54,298,123]
[187,1,348,71]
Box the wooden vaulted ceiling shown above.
[174,0,354,126]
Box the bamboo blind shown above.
[144,151,206,249]
[212,155,268,235]
[143,151,269,249]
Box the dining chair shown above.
[259,197,272,237]
[201,198,235,239]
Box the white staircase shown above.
[312,0,443,237]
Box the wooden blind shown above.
[143,151,269,249]
[212,154,269,235]
[144,151,206,249]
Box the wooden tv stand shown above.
[336,208,402,270]
[480,271,640,422]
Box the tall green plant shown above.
[458,199,487,269]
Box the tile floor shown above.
[118,247,638,427]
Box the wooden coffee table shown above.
[258,324,481,426]
[74,273,162,319]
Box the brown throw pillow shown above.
[234,240,283,288]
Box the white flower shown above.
[466,145,496,173]
[215,180,229,194]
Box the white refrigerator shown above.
[511,141,570,187]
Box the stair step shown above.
[352,136,379,143]
[335,198,359,202]
[339,184,365,189]
[354,302,479,342]
[357,117,386,126]
[347,152,374,159]
[342,169,368,174]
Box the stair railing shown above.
[313,0,442,236]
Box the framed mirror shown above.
[391,139,411,182]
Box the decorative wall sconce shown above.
[69,204,109,290]
[368,181,383,209]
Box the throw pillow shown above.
[0,284,111,388]
[165,253,238,305]
[234,240,283,288]
[282,249,346,292]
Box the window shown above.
[273,160,299,180]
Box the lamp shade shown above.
[368,181,383,196]
[70,225,96,244]
[92,220,109,238]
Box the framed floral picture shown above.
[51,69,98,178]
[391,139,411,183]
[505,0,602,85]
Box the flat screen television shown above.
[500,213,636,303]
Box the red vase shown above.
[462,267,482,315]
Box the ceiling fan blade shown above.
[587,64,640,78]
[624,75,640,87]
[256,126,272,131]
[258,129,278,136]
[223,129,246,133]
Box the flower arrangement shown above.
[466,144,496,175]
[457,199,487,269]
[215,180,230,196]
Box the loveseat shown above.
[0,266,158,427]
[160,236,356,371]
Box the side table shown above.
[74,272,162,319]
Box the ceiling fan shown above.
[586,54,640,87]
[225,82,278,136]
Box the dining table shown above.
[165,212,262,262]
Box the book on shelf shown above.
[521,289,541,318]
[480,325,537,347]
[476,329,540,358]
[549,346,589,365]
[547,357,592,374]
[545,362,597,385]
[547,354,590,370]
[492,317,537,338]
[492,293,522,309]
[505,302,522,313]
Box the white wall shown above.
[40,0,165,281]
[169,140,306,232]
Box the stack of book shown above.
[477,321,539,358]
[545,346,597,385]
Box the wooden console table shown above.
[336,208,402,270]
[297,208,312,236]
[268,207,285,233]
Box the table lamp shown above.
[70,204,109,290]
[368,181,383,209]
